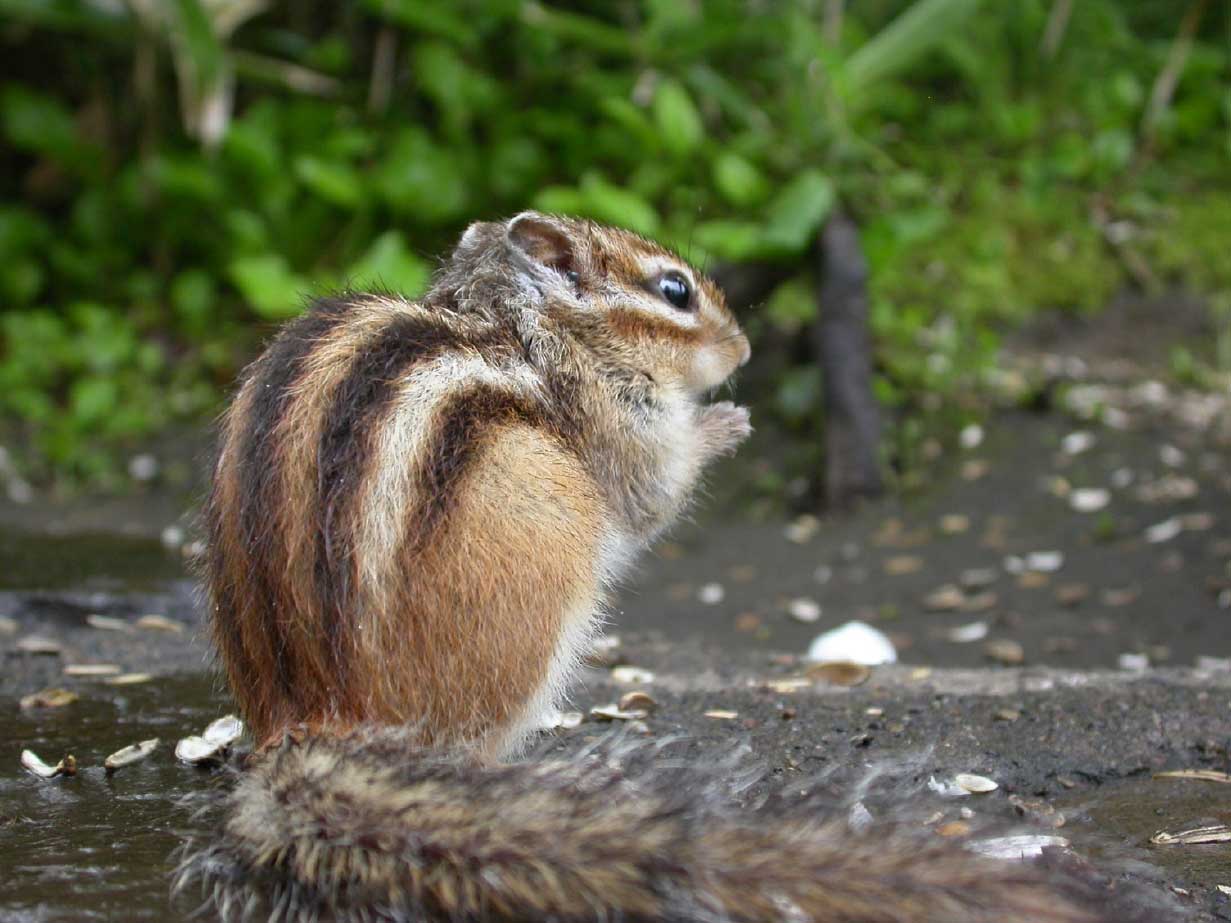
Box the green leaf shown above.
[763,170,835,255]
[228,254,308,319]
[361,0,477,46]
[170,269,217,331]
[533,177,660,237]
[599,96,658,153]
[348,231,431,297]
[224,116,281,179]
[533,186,587,215]
[171,0,224,91]
[652,79,704,157]
[148,154,224,202]
[579,175,660,236]
[293,155,365,208]
[1,83,94,173]
[765,276,817,331]
[487,136,546,199]
[692,219,770,262]
[712,152,769,207]
[519,4,636,56]
[0,0,130,37]
[69,375,119,426]
[843,0,983,97]
[376,128,468,223]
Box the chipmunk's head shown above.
[457,211,750,396]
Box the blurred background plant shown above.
[0,0,1227,493]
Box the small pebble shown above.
[884,555,924,576]
[784,515,820,544]
[1061,431,1095,455]
[947,621,989,643]
[1025,551,1064,572]
[960,459,989,481]
[959,424,984,450]
[610,666,654,684]
[923,585,964,612]
[1159,444,1186,468]
[703,710,739,720]
[806,661,871,687]
[1118,653,1149,672]
[64,663,121,677]
[1145,518,1182,544]
[765,677,811,694]
[697,583,725,605]
[938,514,970,535]
[787,598,822,623]
[1100,586,1140,607]
[1068,488,1110,513]
[1054,583,1090,607]
[1017,571,1050,589]
[961,591,998,613]
[16,635,62,655]
[959,568,998,590]
[20,688,79,709]
[105,672,153,685]
[136,614,184,633]
[86,614,131,631]
[618,690,658,714]
[128,453,159,481]
[985,639,1025,665]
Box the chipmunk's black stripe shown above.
[407,386,554,551]
[237,295,362,699]
[314,315,508,680]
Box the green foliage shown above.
[0,0,1228,488]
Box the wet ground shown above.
[2,352,1230,920]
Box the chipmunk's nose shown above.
[737,335,751,367]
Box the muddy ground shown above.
[1,307,1230,921]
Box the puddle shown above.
[0,674,233,921]
[0,531,186,594]
[1057,774,1231,884]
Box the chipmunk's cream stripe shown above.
[353,354,537,624]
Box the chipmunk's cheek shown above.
[688,341,746,391]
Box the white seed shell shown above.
[175,735,223,764]
[104,738,160,771]
[806,621,897,665]
[202,714,244,747]
[955,773,999,794]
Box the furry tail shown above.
[174,729,1153,923]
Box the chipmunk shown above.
[177,213,1149,923]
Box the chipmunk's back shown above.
[207,293,604,753]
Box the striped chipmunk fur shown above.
[180,213,1154,923]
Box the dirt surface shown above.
[2,315,1231,921]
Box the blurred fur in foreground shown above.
[174,729,1172,923]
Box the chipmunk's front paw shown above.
[698,401,752,457]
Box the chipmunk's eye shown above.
[657,272,691,310]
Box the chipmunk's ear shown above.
[506,212,576,277]
[460,220,498,251]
